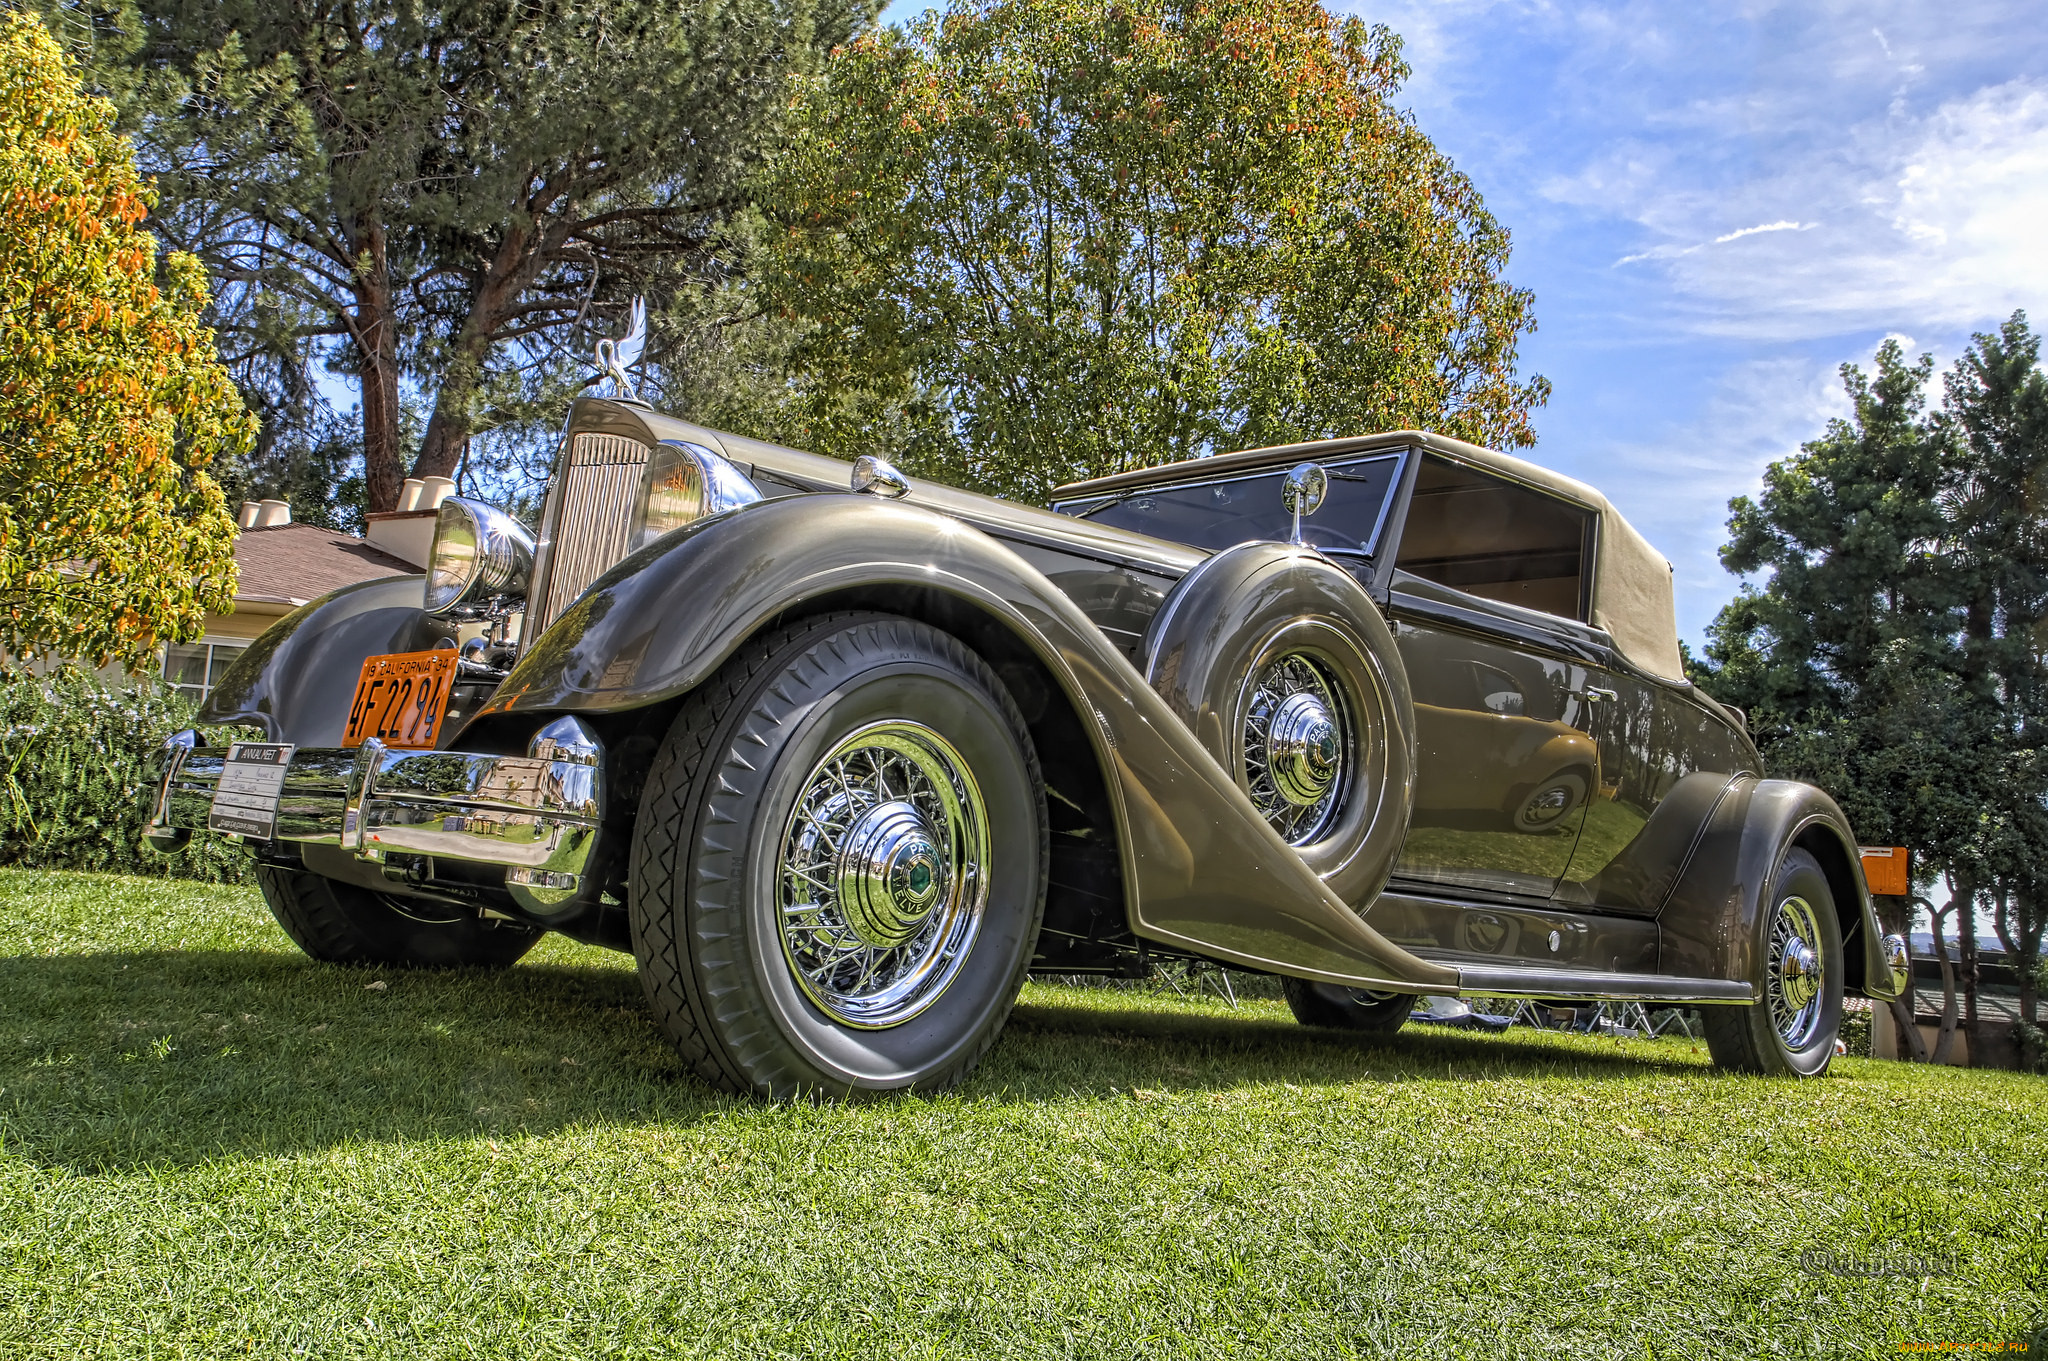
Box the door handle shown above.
[1575,686,1618,704]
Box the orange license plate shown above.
[344,650,459,750]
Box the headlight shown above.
[425,496,536,615]
[628,440,763,550]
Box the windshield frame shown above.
[1051,450,1408,563]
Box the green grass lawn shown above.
[0,868,2041,1359]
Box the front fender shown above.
[201,575,439,746]
[1658,776,1897,1000]
[480,494,1459,992]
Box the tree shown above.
[1700,318,2048,1040]
[117,0,872,511]
[0,11,251,670]
[1936,313,2048,1030]
[754,0,1548,502]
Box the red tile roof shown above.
[232,523,419,606]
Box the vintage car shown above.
[141,343,1911,1097]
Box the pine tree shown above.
[114,0,874,511]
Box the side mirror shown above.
[1280,462,1327,545]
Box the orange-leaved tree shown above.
[0,11,251,670]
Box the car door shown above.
[1552,661,1757,913]
[1385,573,1604,901]
[1375,453,1609,903]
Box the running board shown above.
[1453,966,1753,1005]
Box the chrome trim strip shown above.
[1453,964,1754,1004]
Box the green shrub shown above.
[1840,1002,1873,1057]
[0,664,252,882]
[2017,1022,2047,1076]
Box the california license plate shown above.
[344,649,460,750]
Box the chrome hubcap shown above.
[835,801,948,948]
[1267,691,1340,807]
[1244,652,1350,845]
[1767,893,1827,1048]
[778,722,988,1029]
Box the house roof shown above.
[232,522,419,607]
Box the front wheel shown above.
[1282,977,1415,1035]
[630,613,1048,1099]
[1702,847,1844,1077]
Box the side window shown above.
[1395,457,1594,622]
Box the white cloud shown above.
[1578,75,2048,339]
[1711,220,1814,243]
[1559,353,1861,640]
[1614,220,1818,266]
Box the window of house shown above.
[1394,456,1595,622]
[162,638,249,703]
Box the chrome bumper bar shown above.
[143,718,604,912]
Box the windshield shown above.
[1056,454,1401,557]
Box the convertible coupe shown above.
[142,330,1909,1096]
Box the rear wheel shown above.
[630,613,1048,1099]
[254,863,541,968]
[1702,847,1844,1077]
[1282,977,1415,1035]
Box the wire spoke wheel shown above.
[1766,892,1827,1049]
[1242,651,1352,846]
[777,721,990,1028]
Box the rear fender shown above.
[1658,776,1896,999]
[478,494,1458,991]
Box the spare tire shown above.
[1143,542,1415,910]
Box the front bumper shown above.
[143,721,604,913]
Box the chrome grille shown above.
[530,431,649,632]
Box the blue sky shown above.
[881,0,2048,648]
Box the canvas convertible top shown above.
[1053,430,1689,684]
[1422,433,1686,684]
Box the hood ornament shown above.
[591,297,647,400]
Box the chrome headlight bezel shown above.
[424,496,536,616]
[628,439,763,551]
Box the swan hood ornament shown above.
[592,297,647,400]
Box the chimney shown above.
[254,499,292,528]
[364,489,444,569]
[237,501,260,529]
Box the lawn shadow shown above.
[988,997,1714,1097]
[0,947,719,1172]
[0,946,1714,1172]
